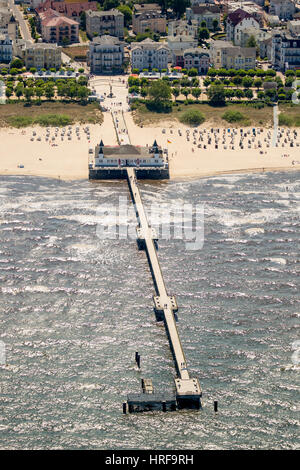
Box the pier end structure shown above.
[89,140,169,180]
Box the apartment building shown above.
[133,3,161,14]
[85,9,124,39]
[269,0,296,21]
[0,7,18,40]
[226,8,260,45]
[287,20,300,35]
[168,35,198,66]
[168,19,198,38]
[186,5,221,30]
[131,38,169,71]
[271,28,300,70]
[36,0,98,23]
[14,39,62,69]
[132,10,166,34]
[39,10,79,44]
[210,40,256,69]
[0,33,12,63]
[89,35,124,74]
[183,48,210,74]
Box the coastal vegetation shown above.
[179,110,205,126]
[278,105,300,127]
[131,102,275,128]
[0,102,103,128]
[222,110,249,124]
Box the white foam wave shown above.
[267,257,287,265]
[245,228,265,235]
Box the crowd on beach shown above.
[26,126,92,145]
[163,126,300,157]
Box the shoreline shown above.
[1,114,299,182]
[1,165,299,182]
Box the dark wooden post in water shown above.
[126,167,202,410]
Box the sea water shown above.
[0,172,299,449]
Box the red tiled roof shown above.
[36,0,97,16]
[227,8,252,26]
[41,12,78,27]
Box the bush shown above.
[146,100,172,113]
[179,109,205,126]
[222,110,247,123]
[278,113,294,126]
[8,113,73,128]
[8,116,33,127]
[36,114,72,127]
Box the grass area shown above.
[62,46,88,61]
[79,30,88,43]
[279,104,300,127]
[0,101,103,128]
[132,102,274,128]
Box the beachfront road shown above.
[9,0,32,42]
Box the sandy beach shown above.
[124,112,300,179]
[0,113,118,180]
[0,109,299,180]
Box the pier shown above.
[90,108,201,412]
[126,166,202,412]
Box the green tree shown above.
[172,87,180,101]
[212,19,219,31]
[207,84,226,106]
[79,11,86,30]
[242,76,253,88]
[191,87,201,99]
[5,87,13,99]
[148,79,171,102]
[44,84,55,99]
[254,78,262,89]
[103,0,119,10]
[24,86,34,101]
[147,79,172,112]
[77,85,89,101]
[181,87,190,99]
[170,0,191,18]
[198,27,209,41]
[10,58,24,69]
[15,86,24,99]
[187,68,198,77]
[244,89,253,99]
[117,5,132,27]
[35,87,44,99]
[246,35,257,48]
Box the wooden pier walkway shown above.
[126,166,202,409]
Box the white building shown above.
[287,20,300,35]
[186,5,221,31]
[89,35,124,74]
[167,35,198,65]
[168,19,198,38]
[226,8,260,45]
[94,140,166,168]
[131,38,169,71]
[269,0,296,21]
[271,26,300,70]
[0,33,12,63]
